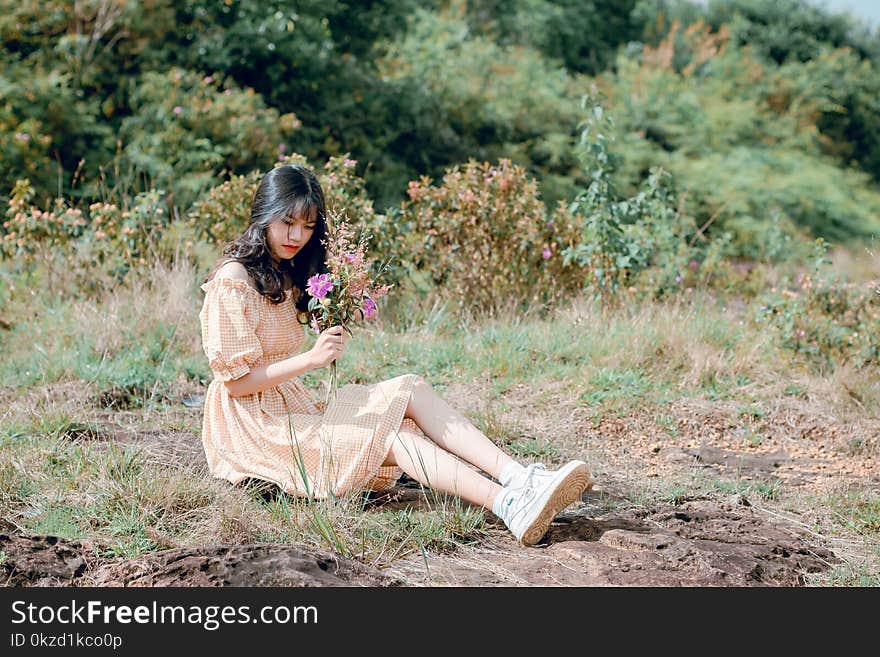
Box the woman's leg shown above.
[382,423,502,511]
[404,377,517,481]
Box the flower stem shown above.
[325,360,338,408]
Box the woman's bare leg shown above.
[382,423,502,510]
[404,377,517,481]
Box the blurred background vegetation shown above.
[1,0,879,374]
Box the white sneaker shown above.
[504,462,594,495]
[495,460,592,546]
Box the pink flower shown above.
[343,158,356,168]
[306,273,334,299]
[542,247,552,260]
[173,106,182,115]
[688,260,699,271]
[363,297,377,319]
[204,75,214,84]
[278,143,286,153]
[344,252,357,263]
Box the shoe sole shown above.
[519,461,592,547]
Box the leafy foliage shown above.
[119,68,300,206]
[376,8,587,208]
[604,21,880,251]
[399,158,573,311]
[466,0,641,74]
[562,94,730,306]
[756,240,880,368]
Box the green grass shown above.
[812,547,880,587]
[711,477,783,501]
[827,489,880,536]
[0,412,492,567]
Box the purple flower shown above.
[306,273,334,299]
[363,297,377,319]
[542,247,552,260]
[344,252,357,263]
[278,143,286,153]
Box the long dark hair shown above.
[205,164,328,313]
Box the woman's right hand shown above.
[308,325,348,369]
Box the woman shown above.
[199,163,592,546]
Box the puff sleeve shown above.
[199,278,264,382]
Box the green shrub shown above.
[398,158,574,311]
[376,8,586,208]
[0,179,87,263]
[756,239,880,368]
[561,95,729,305]
[119,68,301,206]
[604,21,880,249]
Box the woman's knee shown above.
[410,374,431,393]
[405,375,431,416]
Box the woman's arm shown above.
[225,351,317,397]
[224,325,346,397]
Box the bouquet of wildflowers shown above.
[304,210,392,405]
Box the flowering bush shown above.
[187,153,395,256]
[186,172,262,246]
[756,240,880,368]
[399,158,577,311]
[0,179,87,262]
[0,178,169,283]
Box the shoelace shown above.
[519,463,547,490]
[504,464,545,517]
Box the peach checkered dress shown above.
[198,275,422,499]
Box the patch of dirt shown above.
[62,423,208,470]
[2,489,835,587]
[0,533,106,586]
[584,398,880,494]
[383,493,837,586]
[0,531,400,587]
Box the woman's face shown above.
[266,211,316,264]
